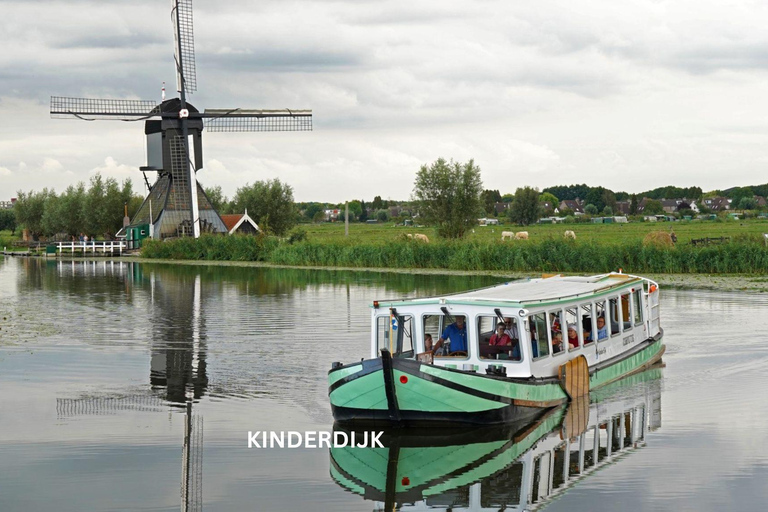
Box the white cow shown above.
[515,231,529,240]
[564,230,576,240]
[501,231,515,241]
[414,234,430,243]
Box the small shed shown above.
[221,209,260,235]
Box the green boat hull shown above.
[329,336,664,426]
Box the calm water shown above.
[1,257,767,511]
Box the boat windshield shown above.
[375,314,414,358]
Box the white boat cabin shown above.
[371,273,661,379]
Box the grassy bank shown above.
[142,233,768,274]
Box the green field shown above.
[299,218,768,245]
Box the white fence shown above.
[55,240,129,254]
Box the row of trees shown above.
[204,180,298,236]
[13,175,142,240]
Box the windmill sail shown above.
[203,108,313,132]
[173,0,197,94]
[51,97,159,120]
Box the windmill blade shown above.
[201,108,313,132]
[172,0,197,94]
[51,96,160,121]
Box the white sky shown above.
[1,0,767,203]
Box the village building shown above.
[557,199,584,214]
[220,209,260,235]
[701,197,732,211]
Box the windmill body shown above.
[50,0,312,240]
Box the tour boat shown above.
[328,273,665,425]
[330,368,662,511]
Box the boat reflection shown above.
[331,368,662,511]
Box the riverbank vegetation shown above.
[141,228,768,274]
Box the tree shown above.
[584,204,598,216]
[358,200,368,222]
[412,158,484,238]
[376,209,389,222]
[481,189,502,216]
[231,179,297,235]
[501,193,515,203]
[347,200,363,220]
[602,206,613,216]
[371,196,384,210]
[0,209,16,234]
[41,192,62,236]
[539,192,559,214]
[644,199,664,215]
[303,203,323,221]
[630,194,638,215]
[14,189,53,239]
[738,197,757,210]
[58,183,86,237]
[508,186,541,226]
[204,185,227,212]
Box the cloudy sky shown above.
[1,0,767,202]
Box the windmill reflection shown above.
[55,261,207,512]
[331,368,662,511]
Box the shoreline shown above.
[6,253,767,292]
[120,255,768,293]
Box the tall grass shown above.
[141,235,768,274]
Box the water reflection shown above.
[331,368,662,511]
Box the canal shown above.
[1,257,767,511]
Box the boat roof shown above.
[374,274,644,309]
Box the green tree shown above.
[376,209,389,222]
[359,200,368,222]
[738,197,757,210]
[508,186,541,226]
[644,199,664,215]
[204,185,227,212]
[539,192,559,214]
[14,189,53,239]
[602,206,613,216]
[501,193,515,203]
[584,204,598,216]
[303,203,323,221]
[231,179,297,235]
[58,183,86,237]
[0,209,16,234]
[412,158,484,238]
[629,194,638,215]
[481,189,502,216]
[41,192,62,237]
[83,174,107,237]
[348,200,363,220]
[371,196,384,210]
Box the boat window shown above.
[581,303,595,345]
[595,300,608,342]
[530,312,550,359]
[531,451,552,503]
[552,444,567,490]
[633,289,643,326]
[478,315,522,362]
[621,293,632,331]
[423,313,469,358]
[550,308,565,357]
[376,314,414,358]
[481,462,523,508]
[564,307,580,350]
[609,297,621,336]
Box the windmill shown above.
[51,0,312,239]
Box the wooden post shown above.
[345,201,349,237]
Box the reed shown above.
[141,235,768,274]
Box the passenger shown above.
[550,313,561,333]
[431,316,468,355]
[504,317,519,339]
[596,315,608,340]
[489,323,512,346]
[582,316,593,341]
[567,324,579,349]
[424,333,433,352]
[552,332,564,354]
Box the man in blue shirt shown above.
[431,316,468,355]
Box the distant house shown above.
[478,218,500,225]
[0,198,16,209]
[324,208,341,221]
[558,199,584,214]
[701,196,732,211]
[615,201,631,215]
[494,202,509,215]
[220,209,260,235]
[754,196,767,207]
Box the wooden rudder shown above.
[558,355,589,400]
